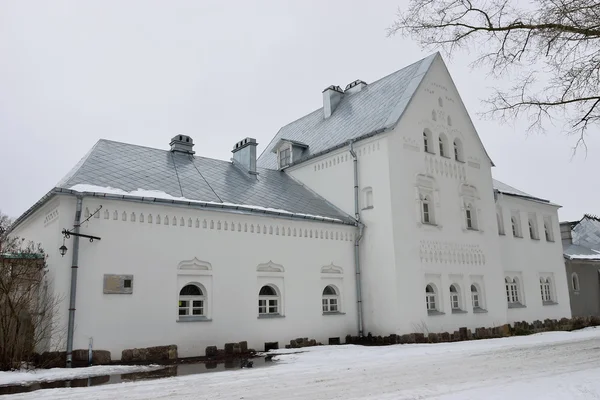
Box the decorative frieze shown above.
[420,240,486,265]
[424,154,466,181]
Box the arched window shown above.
[544,221,553,241]
[465,204,476,230]
[505,277,520,304]
[439,133,448,157]
[421,194,433,224]
[447,115,452,126]
[432,110,437,121]
[423,130,433,153]
[178,284,205,316]
[322,285,339,313]
[471,284,481,308]
[425,284,437,311]
[528,218,538,239]
[572,273,580,291]
[540,278,552,302]
[511,217,520,237]
[453,138,463,161]
[497,213,505,235]
[259,285,280,315]
[449,284,461,310]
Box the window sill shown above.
[421,221,438,227]
[451,309,468,314]
[441,155,451,159]
[473,307,488,314]
[543,301,559,306]
[323,311,346,316]
[455,159,465,164]
[427,310,445,316]
[498,232,506,236]
[258,314,285,319]
[508,302,526,309]
[531,237,540,241]
[546,239,555,243]
[177,316,212,323]
[466,227,479,232]
[425,150,436,155]
[362,206,374,211]
[513,235,523,239]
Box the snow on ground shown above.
[0,365,164,387]
[5,327,600,400]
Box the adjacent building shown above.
[9,53,571,360]
[561,215,600,317]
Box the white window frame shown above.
[178,284,206,317]
[528,215,539,239]
[362,187,374,210]
[423,130,434,154]
[449,284,462,311]
[258,285,280,316]
[505,277,521,305]
[426,284,438,312]
[544,217,554,242]
[322,285,340,313]
[511,213,522,238]
[439,134,449,158]
[471,284,481,309]
[497,211,505,235]
[453,138,463,161]
[540,277,553,303]
[421,195,433,224]
[465,203,477,230]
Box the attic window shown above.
[279,146,291,168]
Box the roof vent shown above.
[170,134,195,154]
[322,85,344,119]
[344,80,367,95]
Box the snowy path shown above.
[6,328,600,400]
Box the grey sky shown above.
[1,0,598,222]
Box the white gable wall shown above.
[385,56,508,334]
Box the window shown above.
[540,278,552,303]
[453,138,463,161]
[497,212,505,235]
[572,273,580,291]
[179,284,205,317]
[425,284,437,311]
[471,285,480,308]
[124,279,132,288]
[363,187,373,209]
[322,285,339,313]
[439,133,448,157]
[505,277,520,305]
[528,216,539,239]
[258,285,279,315]
[423,130,433,153]
[544,217,554,241]
[279,147,291,167]
[511,215,522,237]
[465,204,477,230]
[421,195,433,224]
[438,97,444,107]
[449,284,461,310]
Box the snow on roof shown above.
[492,179,554,205]
[68,184,345,223]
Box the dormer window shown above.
[272,139,309,170]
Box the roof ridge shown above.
[56,140,102,187]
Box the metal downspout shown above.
[349,141,365,337]
[66,196,83,368]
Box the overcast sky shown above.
[1,0,598,222]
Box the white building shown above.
[10,53,571,361]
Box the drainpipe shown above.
[349,141,365,337]
[66,195,83,368]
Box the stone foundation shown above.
[121,345,177,363]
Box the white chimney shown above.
[345,79,367,95]
[170,134,195,154]
[322,85,344,119]
[232,137,258,174]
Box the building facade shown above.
[10,53,571,360]
[561,216,600,317]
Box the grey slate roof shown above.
[53,139,354,224]
[564,244,600,260]
[492,179,552,204]
[257,54,438,169]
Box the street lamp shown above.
[58,206,103,257]
[59,244,68,257]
